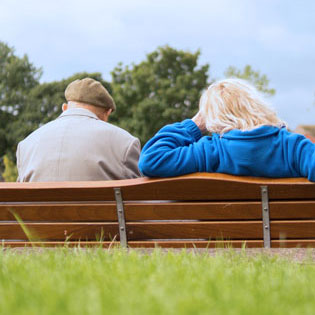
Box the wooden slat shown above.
[0,222,262,240]
[2,240,315,248]
[270,221,315,239]
[130,240,315,248]
[0,221,314,241]
[125,221,315,240]
[126,222,263,240]
[0,173,313,202]
[125,202,262,220]
[0,223,119,241]
[0,203,117,221]
[270,201,315,219]
[1,241,119,248]
[125,201,315,220]
[0,186,115,202]
[0,202,260,221]
[1,200,314,221]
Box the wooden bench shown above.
[0,173,314,248]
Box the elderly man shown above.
[16,78,141,181]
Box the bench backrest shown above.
[0,173,314,248]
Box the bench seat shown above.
[0,173,314,248]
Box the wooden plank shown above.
[125,202,262,220]
[1,240,315,248]
[127,221,260,241]
[0,223,119,241]
[0,221,263,240]
[1,200,314,222]
[0,221,314,241]
[270,220,315,239]
[124,221,315,240]
[125,222,263,240]
[270,201,315,219]
[0,202,261,221]
[129,240,315,248]
[129,240,265,248]
[125,201,315,220]
[1,241,117,248]
[0,203,117,221]
[0,173,313,202]
[0,186,116,202]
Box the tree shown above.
[1,155,18,182]
[224,65,275,96]
[0,41,42,160]
[110,46,209,144]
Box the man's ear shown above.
[62,103,68,112]
[104,108,112,121]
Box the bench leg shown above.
[261,186,271,249]
[114,188,128,248]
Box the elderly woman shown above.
[138,78,315,181]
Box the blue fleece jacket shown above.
[139,119,315,181]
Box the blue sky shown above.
[0,0,314,129]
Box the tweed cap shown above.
[65,78,116,111]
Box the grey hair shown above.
[199,78,287,134]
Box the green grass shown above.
[0,248,314,315]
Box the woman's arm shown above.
[293,136,315,182]
[138,119,217,177]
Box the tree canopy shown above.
[224,65,276,96]
[110,46,209,144]
[0,42,41,159]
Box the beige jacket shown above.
[16,108,141,181]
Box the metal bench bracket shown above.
[260,186,271,249]
[114,188,128,248]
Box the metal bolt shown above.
[264,225,269,230]
[264,207,268,211]
[120,227,125,231]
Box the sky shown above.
[0,0,314,129]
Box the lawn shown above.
[0,248,314,315]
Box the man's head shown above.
[63,78,116,121]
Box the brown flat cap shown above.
[65,78,116,111]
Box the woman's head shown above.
[199,78,286,134]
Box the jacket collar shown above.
[221,126,282,140]
[58,108,100,120]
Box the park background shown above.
[0,0,314,180]
[0,3,315,315]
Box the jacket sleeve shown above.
[293,136,315,182]
[123,138,142,178]
[138,119,213,177]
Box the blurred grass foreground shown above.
[0,248,314,315]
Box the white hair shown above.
[199,78,287,134]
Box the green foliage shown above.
[0,41,42,160]
[110,46,209,144]
[224,65,276,96]
[0,249,314,315]
[1,154,18,182]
